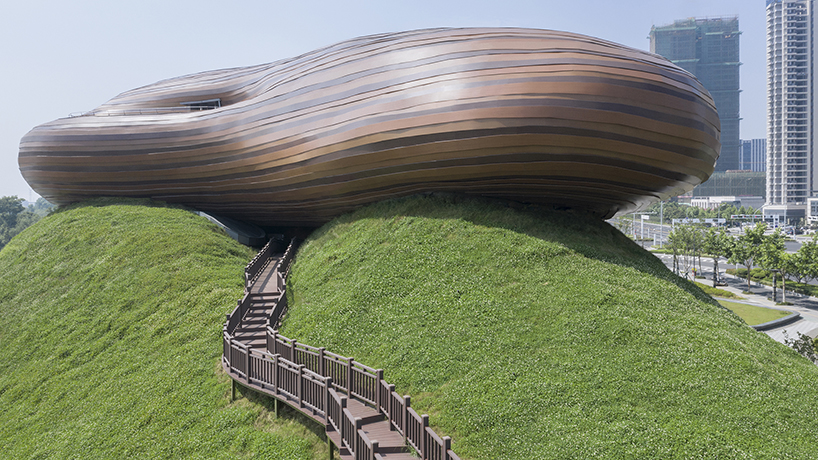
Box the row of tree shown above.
[644,201,761,225]
[0,196,53,251]
[667,222,818,302]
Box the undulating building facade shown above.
[18,28,721,227]
[650,17,741,173]
[765,0,818,223]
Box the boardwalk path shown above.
[222,239,459,460]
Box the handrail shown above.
[245,238,277,288]
[277,237,298,279]
[224,292,252,335]
[222,238,461,460]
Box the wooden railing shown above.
[222,238,460,460]
[244,237,279,289]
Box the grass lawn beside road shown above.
[694,281,744,300]
[717,300,791,326]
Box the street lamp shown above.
[640,214,650,248]
[770,268,780,303]
[660,200,664,248]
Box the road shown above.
[609,218,813,253]
[652,252,818,343]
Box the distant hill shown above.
[0,199,328,459]
[281,194,818,459]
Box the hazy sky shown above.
[0,0,767,200]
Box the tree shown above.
[703,227,733,287]
[783,331,818,364]
[28,197,54,217]
[668,224,705,280]
[778,252,799,304]
[0,195,44,251]
[796,234,818,285]
[788,251,807,286]
[759,229,786,302]
[719,203,738,226]
[0,196,25,228]
[729,222,767,292]
[691,225,705,274]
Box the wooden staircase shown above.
[223,238,459,460]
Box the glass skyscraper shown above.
[650,17,741,173]
[740,138,767,172]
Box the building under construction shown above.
[650,17,741,173]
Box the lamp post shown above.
[660,201,664,248]
[769,268,780,303]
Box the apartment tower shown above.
[766,0,817,223]
[650,17,741,172]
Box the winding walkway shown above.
[222,239,460,460]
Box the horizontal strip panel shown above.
[19,27,720,226]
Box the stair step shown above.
[242,313,270,321]
[248,303,277,310]
[344,397,384,425]
[374,453,416,459]
[359,420,406,452]
[250,293,281,299]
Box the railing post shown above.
[292,339,298,364]
[245,345,252,383]
[272,354,279,396]
[236,299,242,328]
[347,357,355,395]
[354,417,362,457]
[229,335,235,369]
[272,330,278,356]
[339,396,347,445]
[324,377,333,428]
[297,364,305,408]
[372,440,379,459]
[403,395,410,445]
[374,369,383,412]
[386,383,396,430]
[421,414,429,458]
[222,330,230,367]
[318,347,325,376]
[443,436,451,459]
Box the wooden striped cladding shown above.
[19,27,720,227]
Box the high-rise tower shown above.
[650,17,741,172]
[765,0,816,223]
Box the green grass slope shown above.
[281,194,818,460]
[0,199,328,459]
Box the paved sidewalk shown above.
[652,252,818,343]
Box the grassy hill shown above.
[0,199,328,459]
[281,194,818,459]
